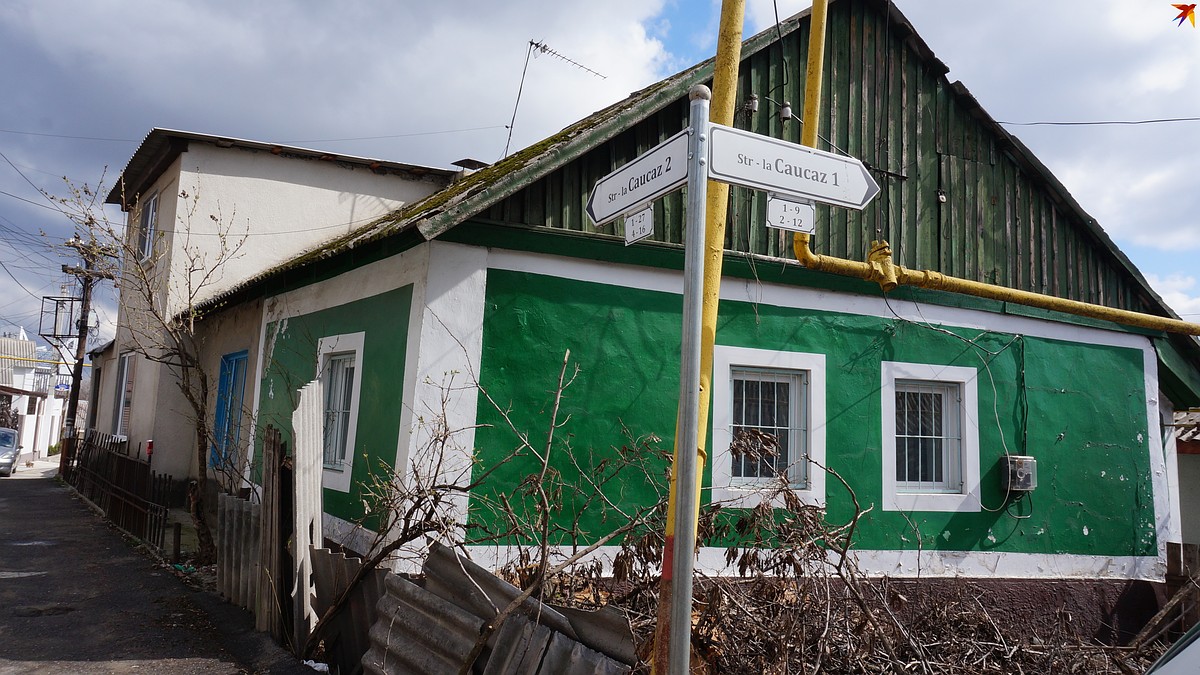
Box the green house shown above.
[201,0,1200,582]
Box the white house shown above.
[89,129,458,483]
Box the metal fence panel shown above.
[69,429,170,551]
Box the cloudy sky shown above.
[2,0,1199,349]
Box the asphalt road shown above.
[0,460,313,674]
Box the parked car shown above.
[0,428,18,477]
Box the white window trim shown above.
[712,346,826,508]
[318,332,365,493]
[114,352,135,437]
[137,193,158,262]
[881,361,980,513]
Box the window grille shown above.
[731,368,808,488]
[894,379,962,493]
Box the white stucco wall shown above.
[1179,454,1200,544]
[166,143,446,315]
[105,139,450,482]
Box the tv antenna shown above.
[503,40,606,158]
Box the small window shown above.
[317,333,364,493]
[322,353,355,468]
[881,362,980,513]
[113,353,136,437]
[211,351,248,470]
[713,346,826,508]
[136,193,158,261]
[731,369,808,487]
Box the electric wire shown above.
[284,125,509,144]
[0,258,49,301]
[0,129,134,142]
[0,188,62,212]
[881,294,1029,516]
[997,116,1200,127]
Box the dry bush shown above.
[532,469,1168,674]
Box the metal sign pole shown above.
[667,83,710,675]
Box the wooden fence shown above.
[69,429,171,551]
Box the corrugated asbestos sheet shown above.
[216,493,262,612]
[292,381,324,652]
[362,542,633,675]
[0,336,36,389]
[481,0,1159,316]
[311,547,388,675]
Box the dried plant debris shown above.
[528,475,1169,674]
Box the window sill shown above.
[321,463,353,493]
[712,485,824,509]
[885,490,980,513]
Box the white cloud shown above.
[1146,274,1200,318]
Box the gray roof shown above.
[105,128,459,210]
[0,336,37,389]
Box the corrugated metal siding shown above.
[216,492,262,612]
[0,337,36,388]
[484,0,1158,316]
[292,380,324,652]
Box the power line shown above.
[284,125,509,144]
[0,128,135,142]
[0,259,45,301]
[0,150,72,220]
[998,116,1200,127]
[0,188,62,212]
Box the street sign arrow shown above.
[707,123,880,210]
[586,128,689,226]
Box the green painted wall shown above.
[256,285,413,523]
[472,268,1155,557]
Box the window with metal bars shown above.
[881,361,980,513]
[731,368,808,488]
[894,379,963,494]
[322,352,356,469]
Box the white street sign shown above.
[586,128,689,226]
[708,123,880,210]
[624,205,654,246]
[766,194,815,233]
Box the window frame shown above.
[211,350,249,470]
[712,346,826,508]
[136,193,158,262]
[112,352,135,438]
[881,361,981,513]
[317,332,364,493]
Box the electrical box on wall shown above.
[1002,455,1037,491]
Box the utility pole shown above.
[55,236,113,477]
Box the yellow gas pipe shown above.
[793,233,1200,336]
